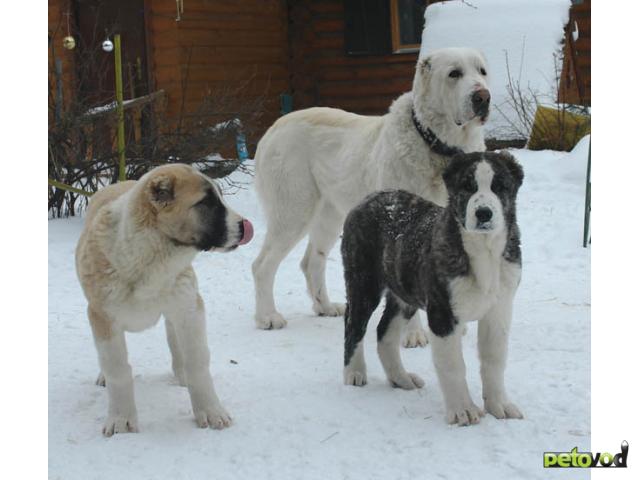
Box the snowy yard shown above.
[48,140,590,479]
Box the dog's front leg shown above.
[89,307,138,436]
[164,294,232,430]
[478,298,523,420]
[428,323,483,426]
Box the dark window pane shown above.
[344,0,391,56]
[397,0,426,46]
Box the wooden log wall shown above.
[48,0,77,114]
[559,0,591,106]
[51,0,589,147]
[145,0,290,136]
[288,0,418,115]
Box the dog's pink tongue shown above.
[238,219,253,245]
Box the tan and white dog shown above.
[252,47,490,346]
[75,164,253,436]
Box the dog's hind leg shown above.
[343,299,378,387]
[301,201,345,317]
[403,313,468,349]
[402,312,429,348]
[377,295,425,389]
[165,318,186,386]
[252,157,319,330]
[343,260,383,387]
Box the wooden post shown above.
[114,34,126,181]
[128,61,142,142]
[48,178,93,197]
[54,58,64,122]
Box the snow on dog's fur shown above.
[75,164,253,436]
[252,47,490,347]
[341,151,524,426]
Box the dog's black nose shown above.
[472,89,491,113]
[475,207,493,223]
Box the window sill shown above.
[392,46,421,54]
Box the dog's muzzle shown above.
[474,206,494,230]
[471,88,491,118]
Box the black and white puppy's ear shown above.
[497,151,524,189]
[148,173,175,207]
[443,153,473,191]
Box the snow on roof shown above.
[420,0,571,140]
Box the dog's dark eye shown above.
[480,67,487,76]
[449,69,462,79]
[461,178,476,192]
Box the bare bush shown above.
[49,29,267,217]
[493,46,590,151]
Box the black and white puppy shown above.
[341,151,524,426]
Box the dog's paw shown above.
[194,405,232,430]
[344,368,367,387]
[484,398,523,420]
[313,302,346,317]
[102,414,139,437]
[389,372,425,390]
[96,372,106,387]
[255,312,287,330]
[445,401,484,426]
[402,327,428,348]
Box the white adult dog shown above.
[252,47,490,346]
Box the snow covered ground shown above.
[49,139,590,480]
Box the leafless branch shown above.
[493,44,590,150]
[459,0,478,10]
[49,9,266,217]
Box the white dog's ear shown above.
[148,173,175,207]
[419,56,432,74]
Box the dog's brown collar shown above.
[411,109,463,158]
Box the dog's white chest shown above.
[113,275,186,331]
[449,257,520,323]
[113,300,163,332]
[107,256,195,332]
[129,275,178,302]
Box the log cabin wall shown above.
[51,0,589,149]
[559,0,590,106]
[48,0,77,113]
[288,0,419,115]
[145,0,290,136]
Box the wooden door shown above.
[74,0,149,107]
